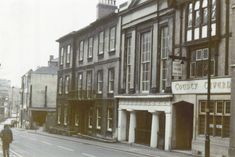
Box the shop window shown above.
[198,100,230,137]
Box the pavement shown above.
[21,127,194,157]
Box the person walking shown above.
[0,125,13,157]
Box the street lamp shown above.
[205,0,212,156]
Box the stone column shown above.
[118,109,127,141]
[128,110,136,143]
[150,111,159,148]
[165,112,172,151]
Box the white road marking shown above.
[41,141,52,145]
[10,149,23,157]
[82,153,97,157]
[57,145,74,152]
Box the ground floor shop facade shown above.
[116,77,231,157]
[56,97,117,140]
[172,77,231,157]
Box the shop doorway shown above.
[173,101,193,150]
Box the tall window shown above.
[107,108,113,131]
[88,37,93,58]
[97,70,103,94]
[126,36,132,92]
[140,31,152,93]
[160,27,169,91]
[60,48,64,65]
[77,73,83,98]
[199,100,230,137]
[75,112,79,127]
[58,77,63,94]
[86,71,92,98]
[109,27,116,51]
[96,107,102,129]
[190,48,215,78]
[79,41,84,61]
[88,107,93,128]
[186,0,217,41]
[98,31,104,55]
[57,105,61,124]
[66,45,71,64]
[108,68,114,94]
[64,105,68,126]
[65,76,70,94]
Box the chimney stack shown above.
[97,0,117,19]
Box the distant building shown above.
[20,55,58,129]
[0,79,11,120]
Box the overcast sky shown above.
[0,0,126,87]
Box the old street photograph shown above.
[0,0,235,157]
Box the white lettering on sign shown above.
[172,78,231,94]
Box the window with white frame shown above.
[140,31,151,93]
[107,108,113,131]
[96,107,101,129]
[97,70,103,94]
[57,105,61,124]
[88,107,93,128]
[60,47,64,65]
[198,100,230,137]
[108,68,114,94]
[79,40,84,61]
[64,105,68,126]
[109,27,116,51]
[160,26,169,92]
[86,71,92,98]
[65,76,70,94]
[126,36,132,92]
[58,77,63,94]
[186,0,217,41]
[66,45,71,64]
[77,73,83,98]
[98,31,104,55]
[190,48,215,78]
[88,37,93,58]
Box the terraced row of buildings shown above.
[55,0,235,156]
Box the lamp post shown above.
[205,0,212,156]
